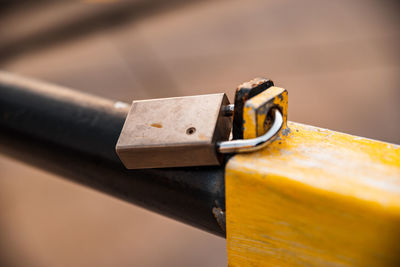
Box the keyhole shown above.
[186,127,196,135]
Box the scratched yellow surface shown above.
[243,87,288,139]
[226,121,400,266]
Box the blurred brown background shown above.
[0,0,399,266]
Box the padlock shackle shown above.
[217,108,283,154]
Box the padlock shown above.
[116,93,232,169]
[116,78,287,169]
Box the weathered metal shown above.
[232,78,274,140]
[217,108,283,154]
[0,71,226,236]
[116,93,231,169]
[218,86,288,154]
[242,86,289,139]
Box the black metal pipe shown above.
[0,71,226,237]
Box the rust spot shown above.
[198,133,208,140]
[151,123,162,128]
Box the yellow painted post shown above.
[226,90,400,266]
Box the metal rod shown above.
[0,71,226,237]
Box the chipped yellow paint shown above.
[243,86,288,139]
[226,94,400,266]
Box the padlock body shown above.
[116,93,231,169]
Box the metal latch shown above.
[116,78,288,169]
